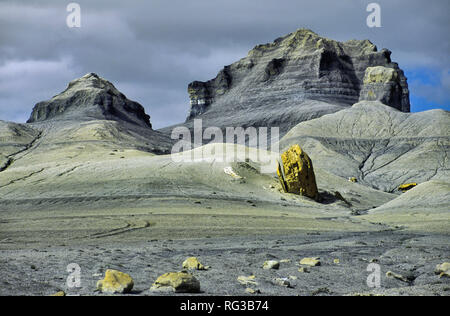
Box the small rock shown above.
[298,267,310,273]
[312,287,331,296]
[299,257,321,267]
[435,262,450,278]
[96,269,134,294]
[348,177,357,183]
[237,275,258,286]
[273,277,291,288]
[182,257,209,270]
[333,259,340,264]
[51,291,66,296]
[280,259,291,263]
[386,271,410,283]
[245,288,261,294]
[289,275,298,280]
[263,260,280,270]
[398,183,417,192]
[151,271,200,293]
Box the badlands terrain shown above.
[0,29,448,296]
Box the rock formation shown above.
[151,272,201,293]
[177,29,410,137]
[279,101,450,192]
[96,269,134,294]
[359,66,409,111]
[277,144,319,201]
[27,73,152,129]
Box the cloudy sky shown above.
[0,0,448,128]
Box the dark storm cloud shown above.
[0,0,449,128]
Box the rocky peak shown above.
[27,73,152,128]
[186,29,410,124]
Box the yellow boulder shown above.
[151,271,200,293]
[299,257,321,267]
[435,262,450,278]
[182,257,209,270]
[237,275,258,286]
[262,260,280,270]
[96,269,134,294]
[277,144,319,201]
[398,183,417,192]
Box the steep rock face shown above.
[185,29,410,134]
[27,73,152,128]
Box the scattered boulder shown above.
[273,277,292,288]
[182,257,209,270]
[245,288,261,294]
[386,271,410,283]
[435,263,450,278]
[96,269,134,294]
[299,257,321,267]
[398,183,417,192]
[262,260,280,270]
[237,275,258,286]
[277,144,319,201]
[151,271,200,293]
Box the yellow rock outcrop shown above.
[398,183,417,192]
[363,66,398,84]
[182,257,209,270]
[277,144,319,201]
[299,257,321,267]
[435,262,450,278]
[96,269,134,294]
[151,271,200,293]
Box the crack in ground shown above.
[0,168,45,189]
[0,131,43,174]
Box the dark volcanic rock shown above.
[27,73,152,128]
[182,29,410,136]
